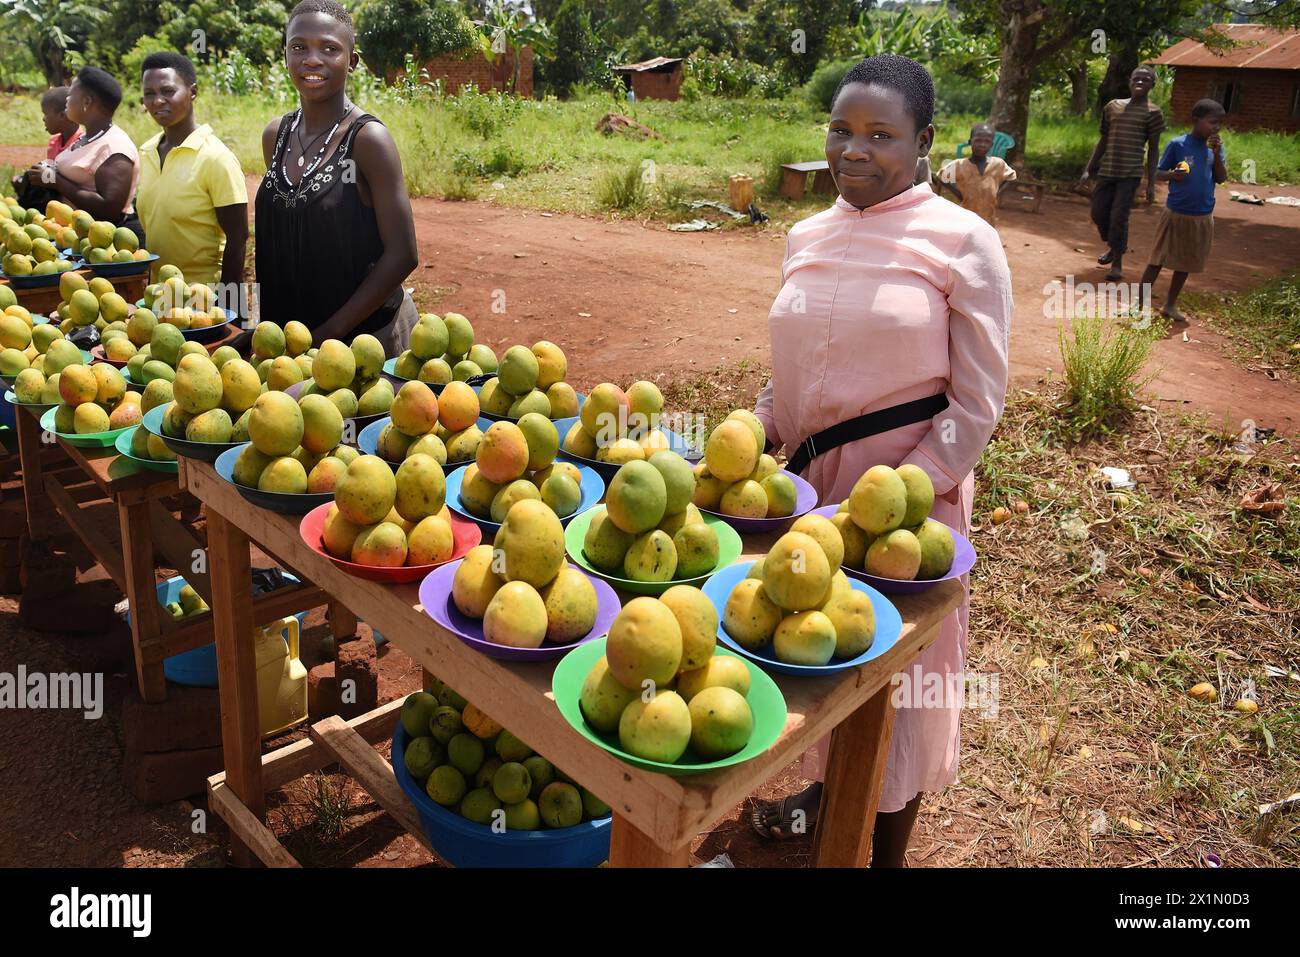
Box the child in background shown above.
[1140,99,1227,326]
[11,87,82,208]
[937,123,1017,226]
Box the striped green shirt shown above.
[1099,98,1164,179]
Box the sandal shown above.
[749,794,819,842]
[1097,250,1114,265]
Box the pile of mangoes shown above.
[400,685,610,829]
[559,379,674,462]
[137,265,227,333]
[374,379,480,466]
[580,452,720,583]
[692,410,800,519]
[251,321,393,420]
[451,500,596,648]
[724,517,874,666]
[1,199,150,276]
[580,589,756,763]
[46,359,141,435]
[833,465,955,581]
[475,340,579,421]
[457,414,585,523]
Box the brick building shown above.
[612,57,684,101]
[396,46,534,98]
[1149,24,1300,132]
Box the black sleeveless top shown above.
[255,111,401,336]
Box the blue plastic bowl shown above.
[390,724,611,868]
[357,415,495,464]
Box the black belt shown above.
[785,393,949,476]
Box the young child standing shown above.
[748,54,1012,865]
[937,123,1017,227]
[11,87,81,208]
[1139,99,1227,325]
[1083,66,1164,280]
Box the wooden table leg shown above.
[608,815,691,867]
[118,497,167,702]
[16,407,48,542]
[208,509,262,867]
[780,169,806,201]
[328,601,357,643]
[812,682,897,867]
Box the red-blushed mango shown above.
[335,454,397,526]
[704,419,758,482]
[438,380,479,432]
[659,584,717,673]
[579,655,638,732]
[476,420,529,484]
[605,596,682,690]
[451,544,503,618]
[307,456,348,494]
[688,686,753,758]
[676,655,750,703]
[407,514,454,566]
[351,521,408,567]
[390,380,439,437]
[618,691,691,763]
[248,390,304,457]
[59,363,97,406]
[394,452,446,522]
[772,609,837,666]
[849,465,908,536]
[605,459,667,534]
[531,340,567,390]
[691,461,727,510]
[723,577,782,650]
[483,580,547,648]
[108,400,142,430]
[720,479,767,518]
[540,566,597,643]
[492,498,565,588]
[580,382,629,445]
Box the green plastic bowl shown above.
[114,426,178,473]
[39,405,133,448]
[4,389,56,415]
[563,508,742,597]
[551,636,788,776]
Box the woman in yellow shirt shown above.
[135,51,248,292]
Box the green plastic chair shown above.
[955,131,1015,159]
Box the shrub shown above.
[684,51,791,100]
[596,163,647,211]
[803,58,856,112]
[445,86,522,139]
[355,0,480,79]
[1057,314,1158,441]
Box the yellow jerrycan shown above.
[255,616,308,738]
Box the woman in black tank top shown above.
[251,0,418,348]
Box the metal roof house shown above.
[611,57,685,101]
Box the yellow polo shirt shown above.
[136,124,246,286]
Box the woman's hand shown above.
[24,163,50,185]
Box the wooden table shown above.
[4,269,147,317]
[183,456,962,868]
[780,161,836,201]
[14,404,325,701]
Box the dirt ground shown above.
[2,142,1298,868]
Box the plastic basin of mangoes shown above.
[390,723,612,867]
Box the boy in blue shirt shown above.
[1140,99,1227,325]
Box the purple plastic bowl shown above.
[810,504,977,594]
[418,560,621,661]
[699,470,819,534]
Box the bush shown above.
[803,58,856,112]
[355,0,480,78]
[932,67,994,120]
[1057,314,1157,441]
[683,51,791,100]
[445,86,522,139]
[596,163,647,211]
[546,0,611,98]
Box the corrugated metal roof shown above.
[1148,24,1300,70]
[612,57,684,73]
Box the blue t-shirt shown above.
[1159,133,1223,216]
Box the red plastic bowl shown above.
[298,502,481,583]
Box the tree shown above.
[745,0,862,83]
[546,0,609,96]
[476,0,553,93]
[156,0,290,65]
[1,0,108,85]
[355,0,480,78]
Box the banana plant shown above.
[475,0,554,95]
[1,0,107,85]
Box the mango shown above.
[639,429,670,455]
[832,512,869,569]
[389,380,438,437]
[546,381,579,418]
[540,472,581,518]
[266,355,303,391]
[244,391,302,458]
[443,425,482,463]
[723,577,783,650]
[490,478,541,523]
[307,456,347,493]
[73,403,110,434]
[409,313,449,360]
[773,610,837,666]
[351,521,408,567]
[394,452,446,522]
[705,419,758,482]
[618,691,691,763]
[458,463,501,518]
[822,588,875,659]
[231,445,273,487]
[452,359,482,382]
[53,403,75,433]
[531,340,566,390]
[161,401,192,438]
[659,503,704,536]
[497,344,539,397]
[850,465,908,536]
[1,348,32,377]
[217,358,259,415]
[320,503,366,557]
[407,514,454,565]
[452,544,504,618]
[688,686,753,758]
[659,584,718,673]
[493,498,565,588]
[150,322,184,366]
[68,288,98,326]
[627,380,664,429]
[374,422,413,462]
[407,432,447,465]
[580,507,632,573]
[579,656,638,732]
[538,782,583,828]
[606,596,682,689]
[59,363,97,406]
[913,518,955,579]
[142,359,176,384]
[581,382,629,445]
[185,407,232,443]
[437,380,478,432]
[356,379,393,416]
[720,479,768,518]
[443,313,474,355]
[109,400,142,430]
[516,412,558,471]
[791,513,844,570]
[13,367,44,403]
[605,460,667,534]
[760,472,797,518]
[475,421,527,485]
[483,580,547,648]
[897,463,935,527]
[673,521,720,579]
[623,530,677,582]
[0,314,31,350]
[418,357,451,385]
[104,337,136,362]
[865,528,922,580]
[40,373,62,404]
[251,321,285,360]
[298,393,343,455]
[691,461,727,510]
[562,421,598,459]
[336,454,398,526]
[477,376,511,416]
[763,531,832,611]
[90,364,126,408]
[256,456,307,493]
[676,656,750,703]
[539,566,597,643]
[171,355,221,414]
[43,338,81,375]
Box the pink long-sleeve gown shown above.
[754,184,1012,812]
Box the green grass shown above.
[1056,313,1160,443]
[1183,272,1300,374]
[1,89,1296,224]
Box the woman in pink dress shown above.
[749,55,1012,865]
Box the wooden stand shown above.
[182,457,962,868]
[728,174,754,212]
[780,161,836,201]
[7,269,147,317]
[14,404,326,702]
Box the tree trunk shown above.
[989,8,1041,171]
[1069,62,1089,115]
[1097,44,1138,114]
